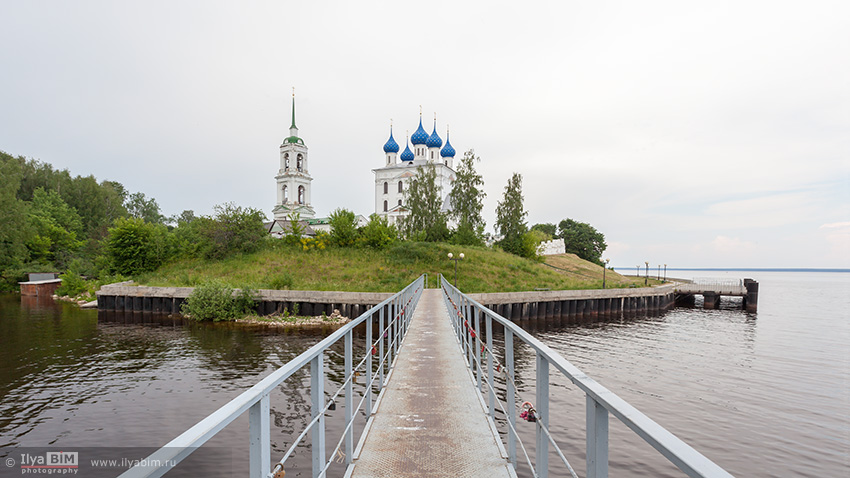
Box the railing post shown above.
[466,298,474,369]
[366,310,373,413]
[586,395,609,478]
[388,299,394,369]
[379,306,385,388]
[311,353,325,478]
[474,306,481,391]
[344,330,353,466]
[248,394,270,478]
[486,312,494,418]
[536,352,549,478]
[505,329,516,466]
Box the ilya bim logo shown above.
[17,451,79,474]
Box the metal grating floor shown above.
[349,289,514,478]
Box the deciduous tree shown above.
[558,218,607,265]
[496,173,534,258]
[400,163,449,242]
[448,150,486,245]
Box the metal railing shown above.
[119,275,425,478]
[441,275,733,478]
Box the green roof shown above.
[284,136,304,144]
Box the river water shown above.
[0,271,847,477]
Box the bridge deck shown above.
[349,289,514,478]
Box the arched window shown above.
[398,199,402,206]
[298,185,305,204]
[430,151,434,160]
[383,182,388,194]
[398,181,403,193]
[284,153,290,170]
[296,154,303,171]
[282,185,288,203]
[383,200,388,212]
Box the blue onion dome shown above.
[383,127,399,153]
[441,137,455,157]
[410,118,429,145]
[400,143,414,161]
[426,123,443,148]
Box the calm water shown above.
[1,271,848,477]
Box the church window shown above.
[297,154,303,171]
[298,185,305,204]
[284,153,290,170]
[383,182,388,194]
[398,181,403,193]
[430,151,434,160]
[398,199,402,206]
[282,185,288,203]
[383,200,388,212]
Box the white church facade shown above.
[373,113,457,225]
[268,97,459,235]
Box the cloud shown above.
[820,222,850,229]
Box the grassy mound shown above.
[136,241,650,293]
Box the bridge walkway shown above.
[349,289,514,478]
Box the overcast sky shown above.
[2,0,847,269]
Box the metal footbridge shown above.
[121,275,733,478]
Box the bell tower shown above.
[273,89,315,220]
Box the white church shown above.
[373,112,457,226]
[267,95,457,235]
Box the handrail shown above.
[119,274,425,478]
[440,275,733,478]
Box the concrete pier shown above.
[350,289,512,477]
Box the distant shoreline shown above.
[613,267,850,273]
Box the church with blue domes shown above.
[373,110,457,225]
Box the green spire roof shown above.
[290,94,297,129]
[283,90,303,144]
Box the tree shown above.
[125,192,165,224]
[358,214,398,249]
[399,163,449,242]
[448,149,486,245]
[25,188,85,265]
[495,173,533,257]
[531,223,557,238]
[0,157,32,279]
[204,203,267,258]
[558,218,607,265]
[328,208,358,246]
[106,217,171,275]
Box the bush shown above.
[358,214,398,249]
[180,280,257,321]
[106,217,172,276]
[56,268,88,297]
[328,208,358,246]
[266,272,294,290]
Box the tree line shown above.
[0,150,268,291]
[0,146,608,293]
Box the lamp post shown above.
[658,265,661,280]
[645,261,649,285]
[602,258,610,289]
[664,264,667,282]
[448,252,464,287]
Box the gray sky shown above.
[2,0,847,268]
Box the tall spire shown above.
[290,87,297,129]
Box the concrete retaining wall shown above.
[96,282,392,318]
[468,285,676,321]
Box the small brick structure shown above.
[19,279,62,297]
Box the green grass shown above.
[136,241,657,293]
